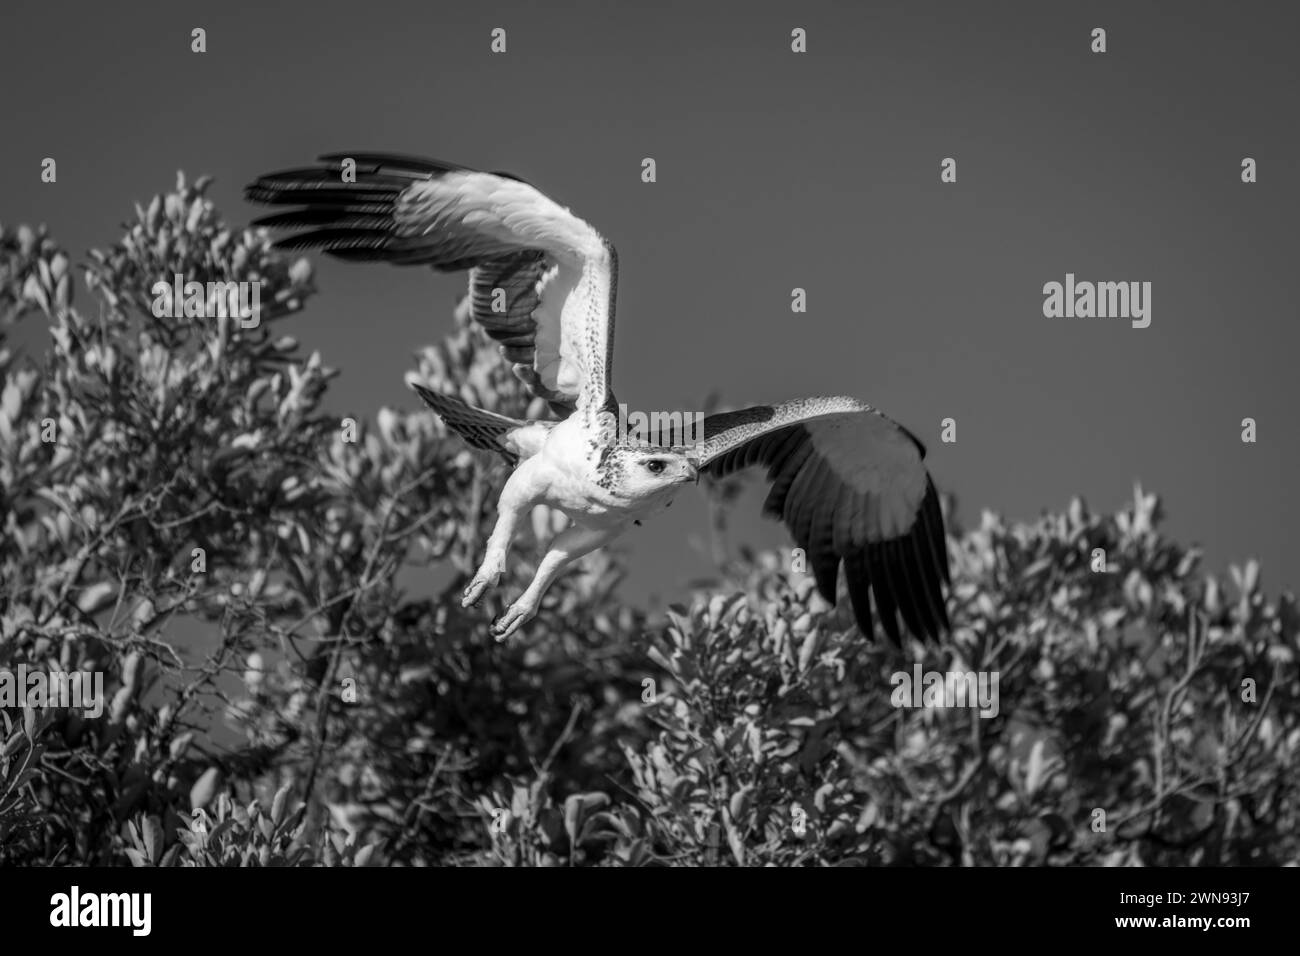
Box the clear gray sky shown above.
[3,0,1297,608]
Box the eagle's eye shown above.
[644,459,667,475]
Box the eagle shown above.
[246,152,950,643]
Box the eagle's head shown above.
[598,446,699,502]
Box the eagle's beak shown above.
[687,461,700,484]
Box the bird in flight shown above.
[246,152,950,642]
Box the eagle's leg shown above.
[490,523,623,640]
[462,463,540,609]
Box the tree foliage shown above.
[1,176,1296,866]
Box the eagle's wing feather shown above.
[699,396,950,643]
[246,153,617,414]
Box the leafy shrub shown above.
[1,176,1296,866]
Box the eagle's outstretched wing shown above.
[699,397,950,644]
[246,152,617,414]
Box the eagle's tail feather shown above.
[406,379,527,463]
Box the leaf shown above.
[76,581,117,614]
[22,274,49,314]
[271,782,291,826]
[1023,556,1054,579]
[159,844,184,868]
[563,794,589,846]
[143,815,164,865]
[726,818,745,866]
[146,194,162,232]
[646,643,675,672]
[1025,739,1047,796]
[1242,559,1260,596]
[1189,799,1215,830]
[798,628,820,671]
[813,783,835,814]
[123,654,149,695]
[207,818,237,848]
[665,604,693,641]
[1,732,25,760]
[580,793,610,816]
[190,767,221,810]
[288,257,314,285]
[729,785,754,825]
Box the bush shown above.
[1,175,1296,866]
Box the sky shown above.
[2,0,1297,613]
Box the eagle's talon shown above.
[462,558,505,608]
[461,581,488,608]
[491,602,535,641]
